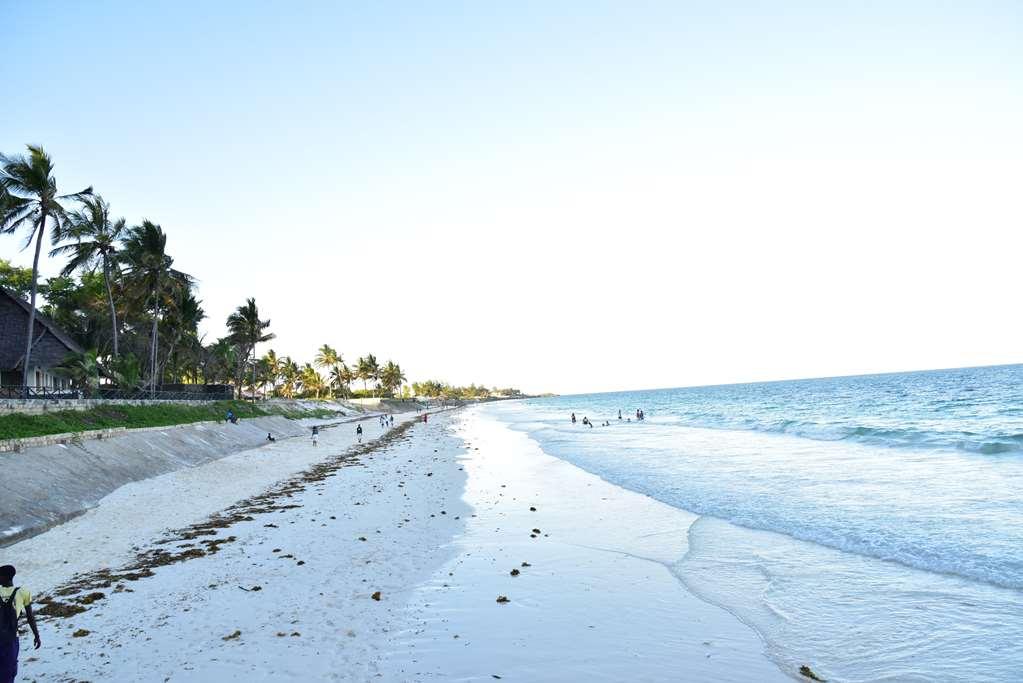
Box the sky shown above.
[2,1,1021,395]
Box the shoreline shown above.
[11,405,791,681]
[378,406,789,681]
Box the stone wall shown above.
[0,397,213,416]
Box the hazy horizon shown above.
[4,2,1021,395]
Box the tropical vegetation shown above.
[1,144,524,401]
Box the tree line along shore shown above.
[1,145,525,404]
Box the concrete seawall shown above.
[0,415,310,546]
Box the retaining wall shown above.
[0,415,309,546]
[0,398,215,416]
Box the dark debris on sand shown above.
[33,419,422,623]
[799,665,826,681]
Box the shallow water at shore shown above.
[491,367,1023,681]
[382,407,787,681]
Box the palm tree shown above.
[300,363,325,398]
[53,349,103,397]
[226,298,274,401]
[49,194,125,357]
[119,220,192,395]
[328,362,354,398]
[279,357,300,398]
[108,352,142,390]
[202,337,236,385]
[379,360,406,397]
[356,354,379,395]
[159,290,204,381]
[0,146,92,390]
[315,344,346,397]
[262,349,284,397]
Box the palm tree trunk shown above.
[21,218,46,394]
[235,355,244,399]
[103,256,119,358]
[149,307,159,398]
[157,331,182,383]
[250,349,256,402]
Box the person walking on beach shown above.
[356,424,363,443]
[0,565,40,683]
[311,425,319,446]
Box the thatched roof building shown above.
[0,285,83,388]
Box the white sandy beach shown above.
[8,406,791,682]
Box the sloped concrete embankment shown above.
[0,416,309,546]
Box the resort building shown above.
[0,286,82,389]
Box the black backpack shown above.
[0,588,19,641]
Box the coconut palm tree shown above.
[202,337,236,385]
[315,344,347,397]
[356,354,379,395]
[279,357,300,398]
[262,349,284,397]
[159,290,205,381]
[379,360,406,397]
[49,194,125,358]
[0,145,92,390]
[119,220,192,395]
[226,298,274,400]
[314,344,339,371]
[328,362,354,398]
[300,363,326,398]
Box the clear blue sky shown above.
[3,1,1021,394]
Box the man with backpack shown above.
[0,564,40,682]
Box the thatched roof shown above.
[0,285,84,370]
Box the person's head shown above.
[0,565,14,586]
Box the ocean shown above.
[482,364,1023,682]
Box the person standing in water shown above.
[0,564,40,683]
[571,413,577,424]
[618,410,622,420]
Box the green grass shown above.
[0,401,342,441]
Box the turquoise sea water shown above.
[483,364,1023,682]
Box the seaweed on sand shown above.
[32,418,421,622]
